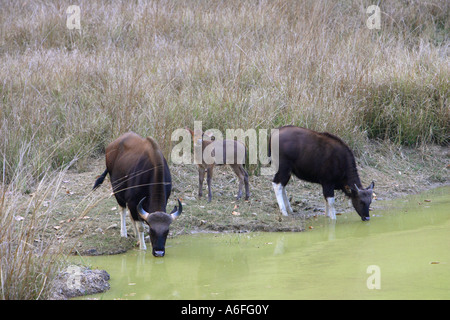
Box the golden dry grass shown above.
[1,0,448,181]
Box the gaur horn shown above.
[170,199,183,220]
[137,197,149,221]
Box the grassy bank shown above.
[0,0,448,299]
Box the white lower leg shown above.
[273,182,288,216]
[326,197,336,220]
[137,222,147,250]
[120,207,127,237]
[131,219,147,250]
[281,186,293,214]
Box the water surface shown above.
[77,186,450,299]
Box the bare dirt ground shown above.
[44,144,449,257]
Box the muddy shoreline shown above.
[55,146,449,257]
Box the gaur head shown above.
[347,181,375,221]
[137,198,182,257]
[186,127,203,147]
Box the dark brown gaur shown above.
[93,131,181,257]
[270,125,374,221]
[186,128,250,202]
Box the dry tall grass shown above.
[0,153,69,299]
[1,0,448,182]
[0,144,107,299]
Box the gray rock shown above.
[49,265,110,300]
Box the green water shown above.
[77,186,450,300]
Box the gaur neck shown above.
[147,186,167,213]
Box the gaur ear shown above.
[344,185,352,194]
[345,185,358,197]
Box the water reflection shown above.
[79,186,450,300]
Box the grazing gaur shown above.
[187,128,250,202]
[270,126,374,221]
[93,131,182,257]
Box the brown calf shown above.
[187,128,250,202]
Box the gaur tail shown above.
[93,169,108,190]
